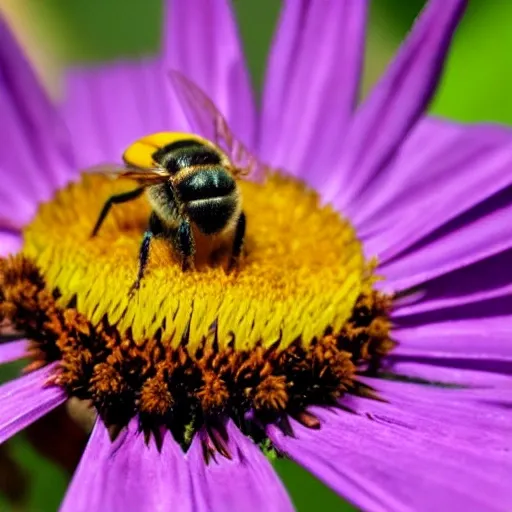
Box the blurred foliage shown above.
[367,0,512,123]
[0,362,68,512]
[0,0,511,510]
[5,0,512,124]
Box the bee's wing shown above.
[84,163,170,185]
[169,70,267,180]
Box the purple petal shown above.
[0,230,21,256]
[259,0,367,179]
[269,384,512,511]
[378,184,512,290]
[360,376,512,421]
[0,340,28,365]
[388,361,512,390]
[0,363,65,444]
[355,118,512,235]
[164,0,256,147]
[321,0,467,210]
[61,419,194,512]
[0,16,74,216]
[363,134,512,275]
[391,248,512,315]
[187,421,293,512]
[391,317,512,374]
[62,58,173,169]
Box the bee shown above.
[91,71,264,292]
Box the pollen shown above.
[1,172,395,444]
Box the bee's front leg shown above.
[129,212,162,295]
[129,231,153,296]
[175,218,195,271]
[228,212,246,271]
[91,187,145,237]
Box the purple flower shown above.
[1,1,512,511]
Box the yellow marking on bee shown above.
[122,132,226,170]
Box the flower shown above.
[1,0,512,511]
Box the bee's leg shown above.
[91,187,145,237]
[129,231,153,294]
[129,212,163,294]
[228,212,246,270]
[175,218,195,271]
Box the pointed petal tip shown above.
[0,12,75,201]
[326,0,469,210]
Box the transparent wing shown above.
[84,163,170,185]
[169,70,267,180]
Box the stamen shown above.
[294,411,321,430]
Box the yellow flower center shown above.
[1,171,394,446]
[23,173,365,351]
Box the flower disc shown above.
[0,171,393,440]
[23,173,365,351]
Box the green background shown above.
[0,0,511,510]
